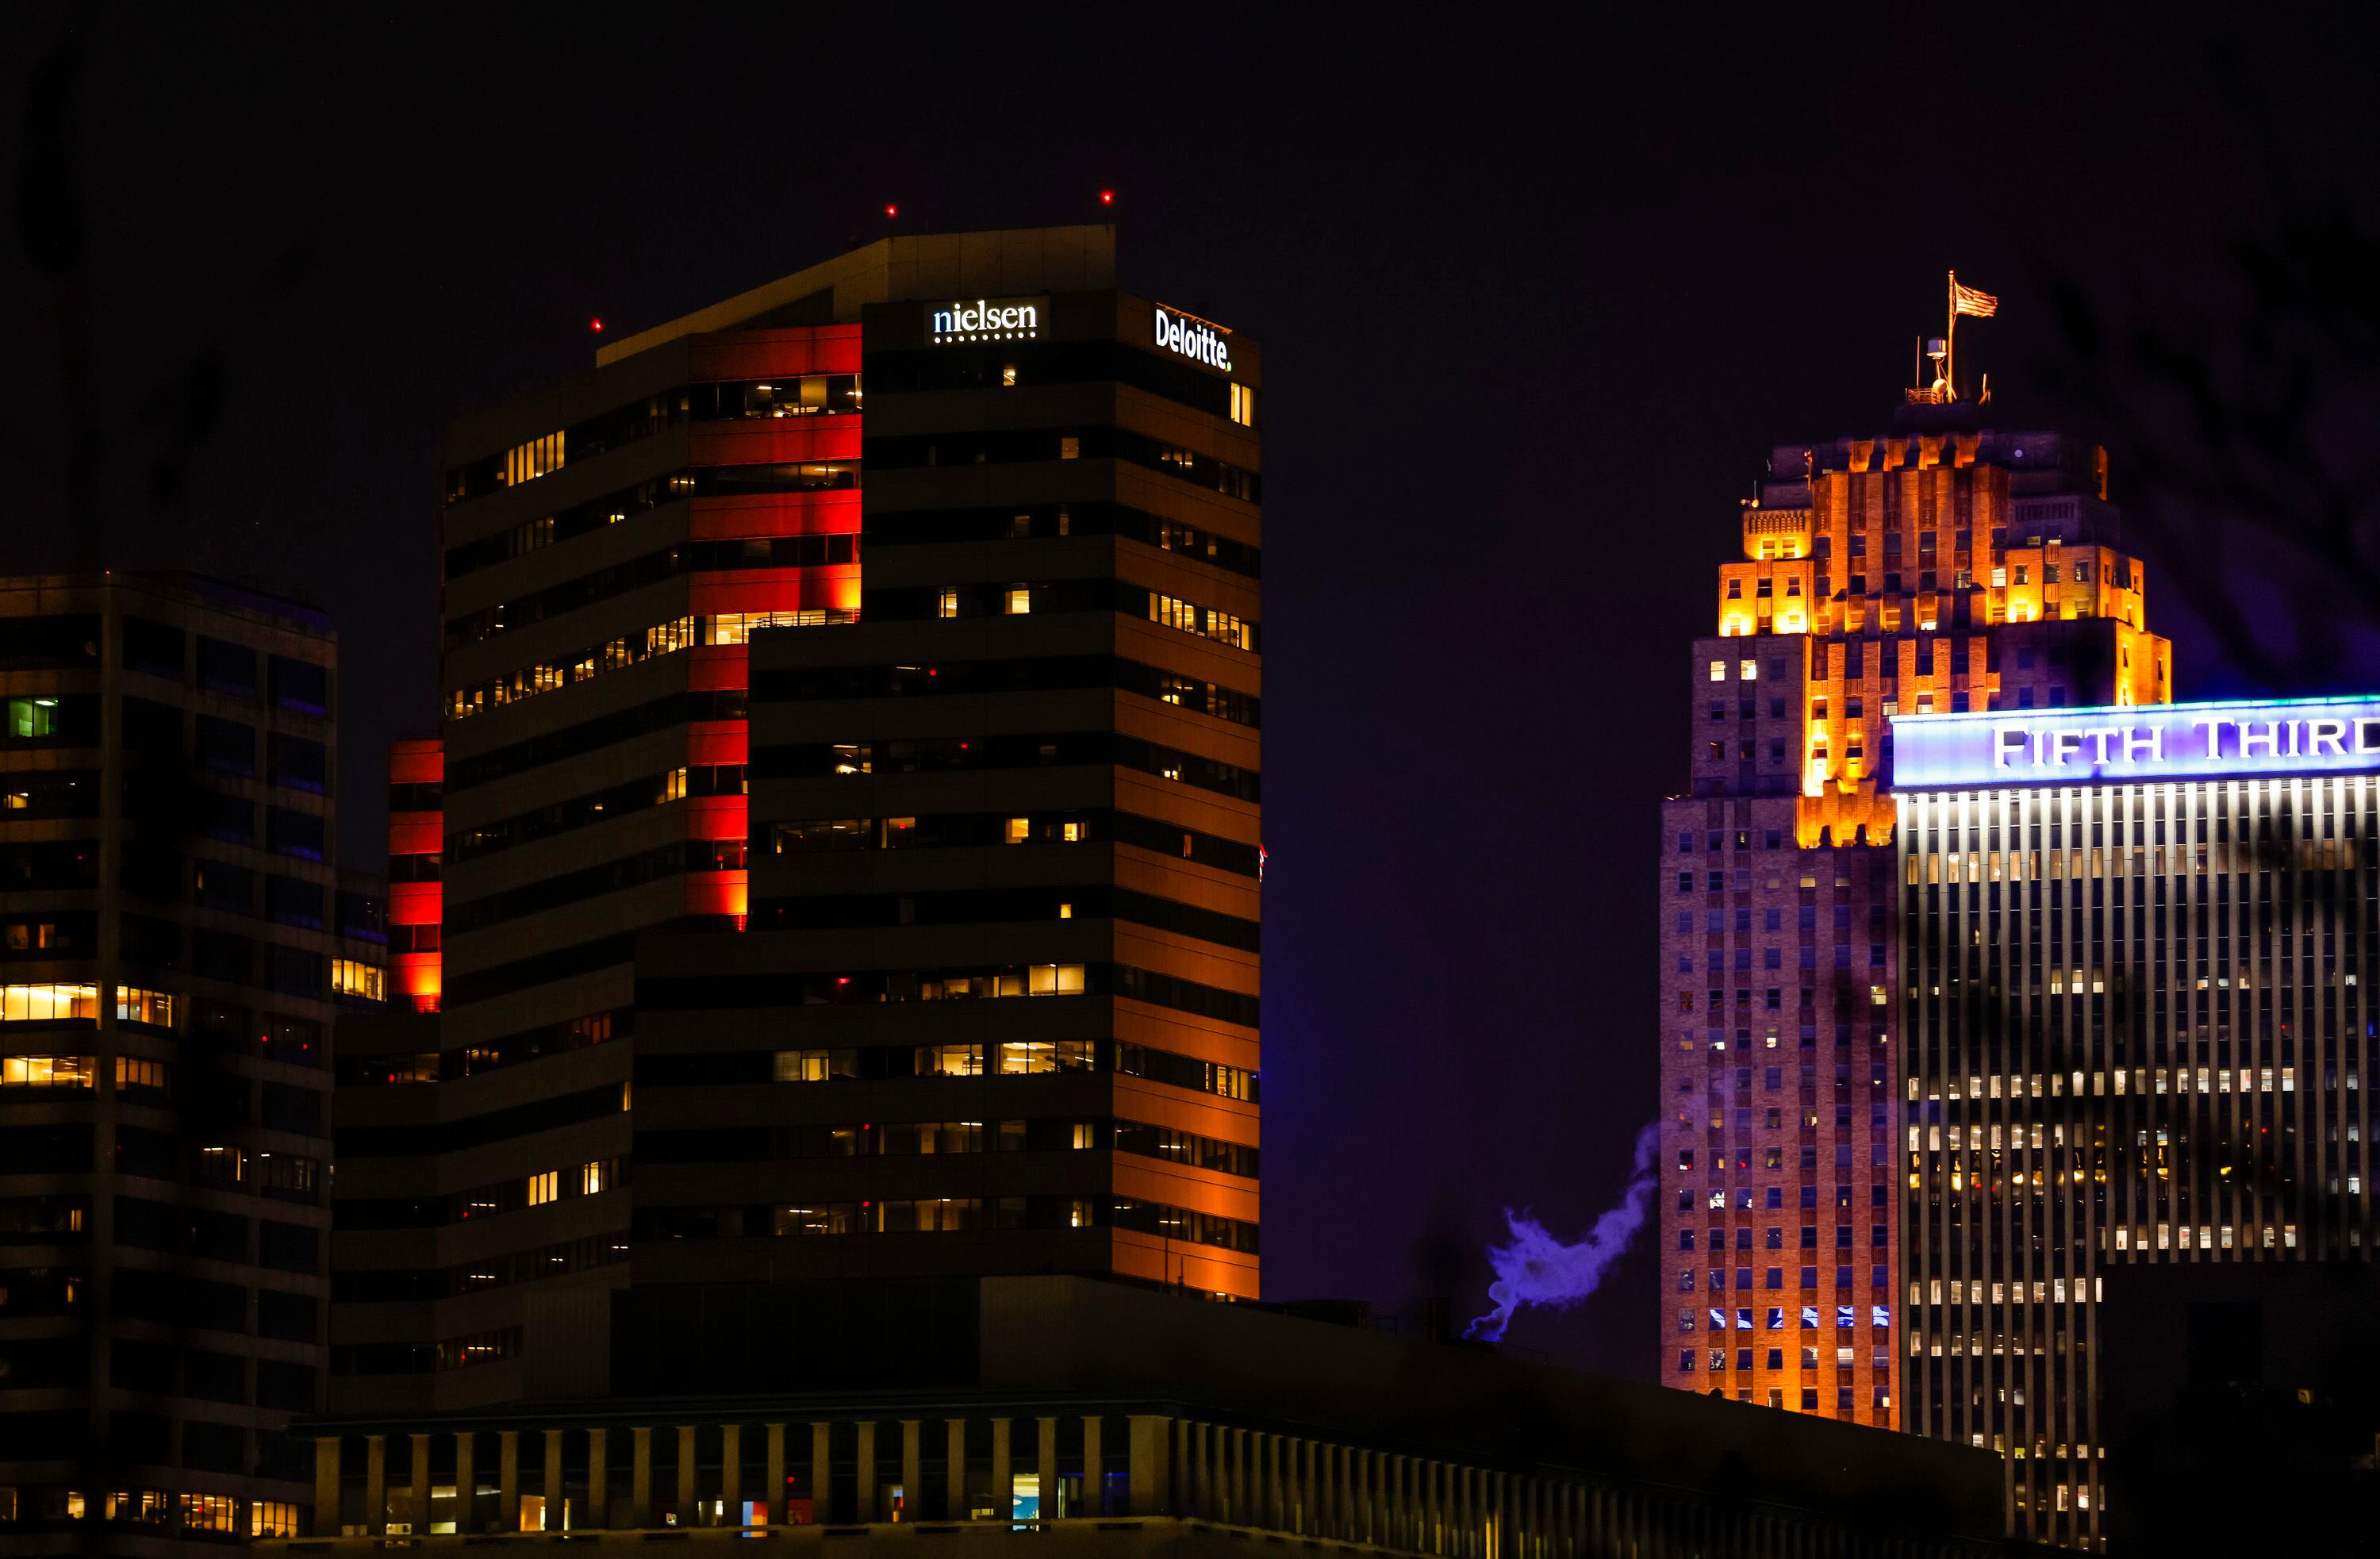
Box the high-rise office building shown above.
[1656,411,2172,1429]
[1893,695,2380,1547]
[330,225,1262,1431]
[1,573,376,1551]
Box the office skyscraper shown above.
[1894,696,2380,1547]
[1657,413,2172,1429]
[2,573,379,1550]
[330,226,1263,1438]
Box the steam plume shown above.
[1466,1122,1660,1342]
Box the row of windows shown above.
[445,610,850,722]
[333,1158,621,1231]
[862,427,1258,505]
[332,1231,628,1304]
[442,532,858,650]
[443,376,861,505]
[636,960,1259,1032]
[331,1327,522,1376]
[1679,1225,1890,1251]
[2,1055,168,1093]
[864,501,1260,578]
[755,653,1260,728]
[637,1112,1258,1177]
[752,885,1259,954]
[444,839,744,935]
[1678,1265,1893,1294]
[865,339,1252,425]
[446,459,861,578]
[640,1192,1257,1251]
[769,808,1261,877]
[754,731,1259,802]
[0,1487,298,1536]
[333,1012,622,1089]
[444,691,747,792]
[452,765,742,862]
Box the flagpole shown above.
[1945,270,1957,402]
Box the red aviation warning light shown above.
[885,203,899,219]
[1099,189,1115,206]
[589,317,604,332]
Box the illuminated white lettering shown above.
[2239,721,2280,758]
[2358,718,2380,754]
[1994,728,2029,770]
[2123,726,2163,763]
[2053,731,2085,766]
[2309,718,2347,757]
[2194,719,2228,758]
[2088,728,2117,763]
[1154,306,1233,372]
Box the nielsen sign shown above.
[927,298,1045,344]
[1892,697,2380,788]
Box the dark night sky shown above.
[6,2,2376,1379]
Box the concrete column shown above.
[629,1427,652,1528]
[1293,1440,1311,1534]
[1036,1417,1058,1521]
[1126,1415,1169,1516]
[945,1419,968,1520]
[1232,1428,1250,1523]
[676,1426,698,1526]
[722,1425,743,1523]
[900,1421,920,1522]
[587,1428,608,1529]
[1190,1422,1210,1516]
[765,1425,785,1525]
[313,1436,342,1537]
[541,1431,562,1532]
[363,1435,386,1536]
[1081,1416,1104,1519]
[988,1418,1011,1523]
[410,1434,432,1535]
[498,1430,520,1531]
[454,1433,475,1535]
[854,1421,877,1522]
[810,1423,831,1524]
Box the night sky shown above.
[7,2,2376,1380]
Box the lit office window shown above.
[528,1171,559,1206]
[1229,382,1256,425]
[1005,587,1032,615]
[938,590,959,618]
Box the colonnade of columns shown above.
[313,1413,1171,1538]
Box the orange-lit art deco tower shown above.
[1656,404,2170,1429]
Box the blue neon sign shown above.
[1891,696,2380,788]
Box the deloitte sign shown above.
[926,298,1045,344]
[1154,305,1233,372]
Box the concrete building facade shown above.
[1656,414,2171,1431]
[1,573,374,1552]
[1894,695,2380,1546]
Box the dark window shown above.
[124,616,185,677]
[183,1349,246,1403]
[258,1218,320,1272]
[121,696,183,755]
[194,859,254,914]
[0,614,100,668]
[193,929,255,984]
[195,716,255,777]
[267,732,328,793]
[201,793,255,846]
[266,945,324,998]
[255,1358,317,1411]
[182,1418,245,1471]
[195,636,258,698]
[266,874,324,930]
[256,1288,317,1342]
[259,1084,321,1136]
[268,807,325,860]
[269,655,329,715]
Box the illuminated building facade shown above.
[1656,416,2172,1431]
[1,573,378,1551]
[1894,697,2380,1547]
[330,226,1263,1426]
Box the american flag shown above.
[1952,279,1999,318]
